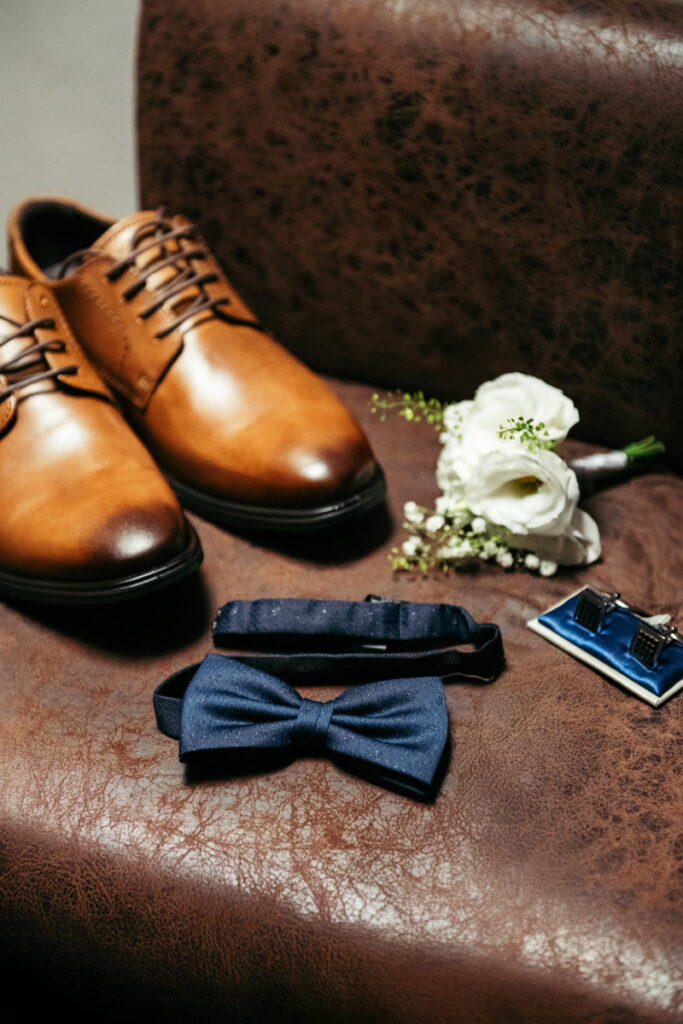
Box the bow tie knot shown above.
[292,698,334,751]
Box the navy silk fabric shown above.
[539,594,683,699]
[212,598,504,683]
[154,655,449,800]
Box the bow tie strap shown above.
[154,662,201,740]
[212,598,504,684]
[154,654,449,801]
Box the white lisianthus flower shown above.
[496,550,514,568]
[436,438,468,496]
[463,446,600,566]
[470,516,487,534]
[464,446,577,535]
[510,508,602,566]
[436,372,579,488]
[524,552,541,570]
[472,372,579,443]
[539,559,558,577]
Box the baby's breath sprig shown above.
[497,416,556,452]
[371,390,445,430]
[390,500,558,576]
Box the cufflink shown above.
[572,587,619,632]
[629,621,679,669]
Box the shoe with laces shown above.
[0,275,202,604]
[8,197,386,531]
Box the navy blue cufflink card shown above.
[527,586,683,707]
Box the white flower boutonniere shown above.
[372,373,664,576]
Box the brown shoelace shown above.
[0,316,77,403]
[58,209,264,339]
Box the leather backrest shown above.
[137,0,683,467]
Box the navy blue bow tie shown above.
[154,654,449,800]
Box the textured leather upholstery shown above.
[1,385,681,1023]
[1,2,681,1021]
[137,0,683,470]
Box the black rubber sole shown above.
[0,524,203,606]
[166,465,388,531]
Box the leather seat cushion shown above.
[1,380,681,1023]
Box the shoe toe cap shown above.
[0,496,192,585]
[83,502,191,581]
[280,442,379,507]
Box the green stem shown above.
[622,436,666,463]
[370,390,445,429]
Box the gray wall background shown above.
[0,0,139,245]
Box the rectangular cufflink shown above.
[629,622,674,669]
[572,587,615,632]
[527,586,683,706]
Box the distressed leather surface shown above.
[1,381,682,1023]
[137,0,683,471]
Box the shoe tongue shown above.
[92,211,160,261]
[0,278,38,366]
[0,277,32,327]
[0,279,55,385]
[94,210,200,309]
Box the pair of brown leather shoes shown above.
[1,197,385,604]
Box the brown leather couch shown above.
[1,1,682,1021]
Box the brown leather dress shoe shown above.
[8,198,386,531]
[0,275,202,604]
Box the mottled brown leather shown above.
[137,0,683,471]
[0,382,681,1022]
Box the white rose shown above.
[462,446,600,566]
[436,372,579,487]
